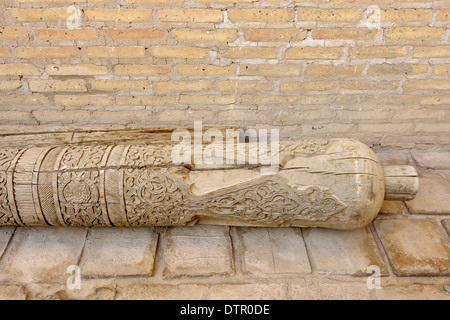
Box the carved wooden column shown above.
[0,139,418,230]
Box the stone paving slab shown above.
[0,284,27,300]
[289,279,374,300]
[163,225,234,278]
[79,228,159,278]
[238,228,311,275]
[374,219,450,276]
[0,227,14,257]
[0,227,87,284]
[411,152,450,169]
[118,283,208,300]
[207,283,287,300]
[405,171,450,214]
[378,201,407,218]
[443,219,450,236]
[302,227,388,276]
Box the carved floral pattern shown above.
[0,148,21,226]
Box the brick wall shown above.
[0,0,449,150]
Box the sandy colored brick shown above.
[216,80,272,92]
[91,110,153,122]
[16,47,79,59]
[55,95,113,107]
[116,95,176,106]
[412,152,450,169]
[375,219,450,275]
[228,9,294,22]
[0,47,9,57]
[381,9,433,22]
[8,8,72,22]
[0,111,32,122]
[387,28,445,40]
[378,200,406,216]
[405,171,450,214]
[437,9,450,20]
[79,228,158,277]
[297,9,362,22]
[0,80,22,91]
[29,80,87,92]
[33,28,98,40]
[154,80,212,92]
[115,65,172,76]
[219,47,278,59]
[240,64,302,77]
[149,46,209,59]
[0,95,48,105]
[158,9,223,22]
[244,29,307,42]
[0,27,28,40]
[350,46,408,59]
[83,47,145,58]
[433,64,450,75]
[414,46,450,58]
[171,29,237,42]
[404,80,450,91]
[164,225,233,278]
[179,94,236,105]
[33,110,90,123]
[313,28,375,40]
[238,228,311,275]
[367,63,427,76]
[85,9,151,22]
[285,47,342,60]
[303,227,387,276]
[341,80,399,90]
[46,64,108,76]
[90,80,149,91]
[177,65,233,76]
[104,28,166,40]
[280,81,337,92]
[0,227,87,283]
[305,65,363,77]
[420,96,450,105]
[241,94,298,106]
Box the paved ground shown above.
[0,151,449,300]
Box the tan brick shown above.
[241,94,297,106]
[0,111,32,122]
[83,47,145,58]
[404,80,450,91]
[240,64,302,77]
[0,47,8,57]
[0,80,22,91]
[420,96,450,105]
[312,28,375,40]
[0,64,41,76]
[414,46,450,58]
[0,95,48,105]
[16,47,79,59]
[33,28,98,40]
[127,0,183,2]
[149,46,209,59]
[387,28,445,40]
[46,64,108,76]
[8,8,71,22]
[154,80,212,92]
[437,9,450,20]
[285,47,342,60]
[171,29,237,42]
[85,9,151,22]
[341,80,399,90]
[228,9,295,22]
[367,63,427,75]
[219,47,278,59]
[298,9,362,22]
[104,28,166,40]
[216,80,272,92]
[0,27,28,40]
[391,109,447,120]
[381,9,433,22]
[179,94,236,105]
[29,80,87,93]
[299,95,334,105]
[116,95,176,106]
[305,65,363,77]
[92,110,153,122]
[350,46,408,59]
[55,95,113,107]
[115,65,172,76]
[90,80,149,91]
[177,65,234,76]
[158,9,222,22]
[244,29,307,42]
[280,81,337,92]
[433,64,450,75]
[33,110,90,123]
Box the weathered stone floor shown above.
[0,151,449,300]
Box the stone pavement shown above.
[0,151,449,300]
